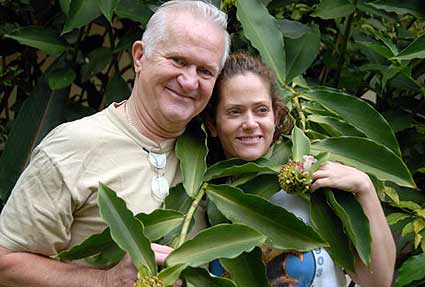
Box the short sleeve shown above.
[0,149,74,256]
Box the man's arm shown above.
[311,162,396,287]
[0,244,173,287]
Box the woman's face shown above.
[210,72,276,161]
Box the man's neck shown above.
[125,96,185,144]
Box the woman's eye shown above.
[257,107,269,113]
[228,109,240,116]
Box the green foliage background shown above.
[0,0,424,285]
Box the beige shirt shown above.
[0,102,182,256]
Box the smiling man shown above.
[0,1,230,286]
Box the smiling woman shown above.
[203,52,292,162]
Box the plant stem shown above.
[284,84,306,131]
[175,183,208,248]
[335,11,355,88]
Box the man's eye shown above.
[171,57,185,67]
[198,68,213,78]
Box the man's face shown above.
[134,14,225,130]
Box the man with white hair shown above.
[0,1,230,286]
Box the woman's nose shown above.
[242,113,259,130]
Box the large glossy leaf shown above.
[291,126,310,161]
[276,19,310,39]
[204,159,277,182]
[325,190,371,267]
[311,137,416,188]
[236,0,286,86]
[395,253,425,287]
[63,0,101,34]
[220,247,269,287]
[307,115,366,137]
[165,224,266,267]
[312,0,355,19]
[97,183,156,275]
[356,40,394,59]
[0,65,67,203]
[81,47,113,82]
[101,75,131,108]
[97,0,119,23]
[206,184,327,251]
[164,183,192,214]
[59,0,71,15]
[182,267,237,287]
[175,124,208,197]
[47,67,76,90]
[310,190,356,272]
[268,140,292,166]
[369,0,425,18]
[158,264,188,286]
[285,24,320,83]
[239,174,280,200]
[115,0,153,25]
[302,87,401,155]
[5,27,67,56]
[392,34,425,61]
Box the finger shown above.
[310,178,331,192]
[151,243,174,253]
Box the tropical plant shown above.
[1,0,424,285]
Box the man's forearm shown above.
[0,248,105,287]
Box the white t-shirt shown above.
[0,102,181,256]
[269,191,347,287]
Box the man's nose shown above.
[177,65,199,91]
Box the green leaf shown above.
[239,174,280,200]
[57,209,183,266]
[312,0,355,19]
[97,0,119,23]
[165,224,266,267]
[268,140,292,166]
[102,75,130,108]
[182,267,237,287]
[311,136,416,188]
[356,40,395,58]
[81,47,113,82]
[205,159,277,182]
[307,115,366,137]
[302,87,401,155]
[276,19,310,39]
[57,227,115,261]
[291,126,310,161]
[206,184,327,251]
[85,243,125,268]
[138,209,185,241]
[310,190,356,272]
[63,0,101,34]
[236,0,286,85]
[386,213,411,225]
[47,67,76,90]
[59,0,71,15]
[5,27,67,56]
[158,264,188,286]
[369,0,425,18]
[285,24,320,83]
[0,62,67,203]
[164,183,192,214]
[113,32,140,53]
[175,124,208,197]
[220,247,269,287]
[325,190,371,267]
[392,35,425,61]
[115,0,153,25]
[97,183,156,275]
[395,253,425,287]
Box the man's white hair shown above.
[142,0,230,70]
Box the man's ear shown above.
[132,41,144,73]
[205,118,218,137]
